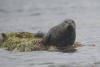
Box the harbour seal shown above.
[43,19,76,50]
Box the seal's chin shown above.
[67,25,73,31]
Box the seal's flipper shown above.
[43,33,51,46]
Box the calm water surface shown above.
[0,0,100,67]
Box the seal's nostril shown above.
[68,22,71,25]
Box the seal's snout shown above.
[68,22,72,25]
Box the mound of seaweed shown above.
[0,32,95,52]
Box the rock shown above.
[34,31,45,38]
[0,33,7,43]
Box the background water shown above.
[0,0,100,67]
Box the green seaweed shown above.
[0,32,46,52]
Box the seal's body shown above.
[43,19,76,49]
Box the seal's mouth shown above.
[67,25,73,31]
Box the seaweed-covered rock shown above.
[0,32,48,51]
[0,32,93,52]
[34,31,45,38]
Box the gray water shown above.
[0,0,100,67]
